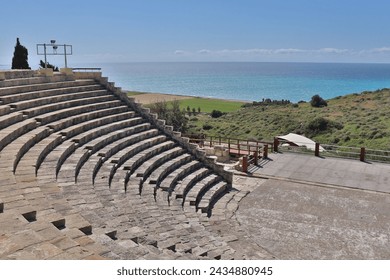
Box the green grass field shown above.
[171,97,245,113]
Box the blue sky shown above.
[1,0,390,67]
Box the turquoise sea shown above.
[89,62,390,103]
[6,62,390,102]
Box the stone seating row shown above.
[1,75,231,217]
[0,80,100,101]
[0,71,235,259]
[0,72,73,89]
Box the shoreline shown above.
[126,90,249,105]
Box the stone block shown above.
[39,68,53,76]
[60,68,74,76]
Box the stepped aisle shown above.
[0,69,254,260]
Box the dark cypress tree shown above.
[11,38,30,69]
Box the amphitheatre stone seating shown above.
[0,69,245,260]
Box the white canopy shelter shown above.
[277,133,325,151]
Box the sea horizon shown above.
[3,61,390,103]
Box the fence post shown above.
[210,136,213,147]
[360,147,366,162]
[274,137,279,153]
[242,156,248,173]
[315,142,320,157]
[237,139,240,156]
[264,144,268,159]
[228,138,231,152]
[254,151,258,165]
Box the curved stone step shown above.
[0,83,102,104]
[185,174,221,207]
[159,160,203,191]
[197,181,230,214]
[35,100,123,124]
[23,95,117,118]
[9,89,109,111]
[148,153,194,186]
[174,168,213,199]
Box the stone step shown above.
[13,127,51,172]
[9,89,109,111]
[174,167,212,199]
[47,105,129,132]
[60,112,137,140]
[185,174,221,207]
[159,160,203,191]
[73,125,152,181]
[55,117,144,177]
[113,140,175,187]
[148,153,194,186]
[197,181,230,214]
[0,112,24,130]
[91,130,161,183]
[35,100,123,125]
[0,119,37,152]
[84,123,152,154]
[134,146,185,180]
[0,83,102,103]
[0,73,74,89]
[0,105,11,117]
[23,95,117,118]
[121,141,176,179]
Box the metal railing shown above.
[71,67,102,72]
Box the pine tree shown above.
[11,38,30,69]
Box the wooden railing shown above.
[274,138,390,163]
[187,135,273,156]
[186,135,273,172]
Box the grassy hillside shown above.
[185,89,390,150]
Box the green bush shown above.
[203,124,213,130]
[305,117,343,136]
[211,109,223,118]
[310,94,328,107]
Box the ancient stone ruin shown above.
[0,69,256,260]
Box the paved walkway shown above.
[226,152,390,259]
[250,152,390,194]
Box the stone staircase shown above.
[0,69,240,260]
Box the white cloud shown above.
[198,49,212,54]
[171,47,390,62]
[273,48,305,54]
[317,48,350,54]
[174,50,187,55]
[193,48,350,56]
[369,47,390,53]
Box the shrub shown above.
[211,109,223,118]
[305,117,343,136]
[39,60,59,71]
[310,94,328,107]
[203,124,213,130]
[150,100,188,132]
